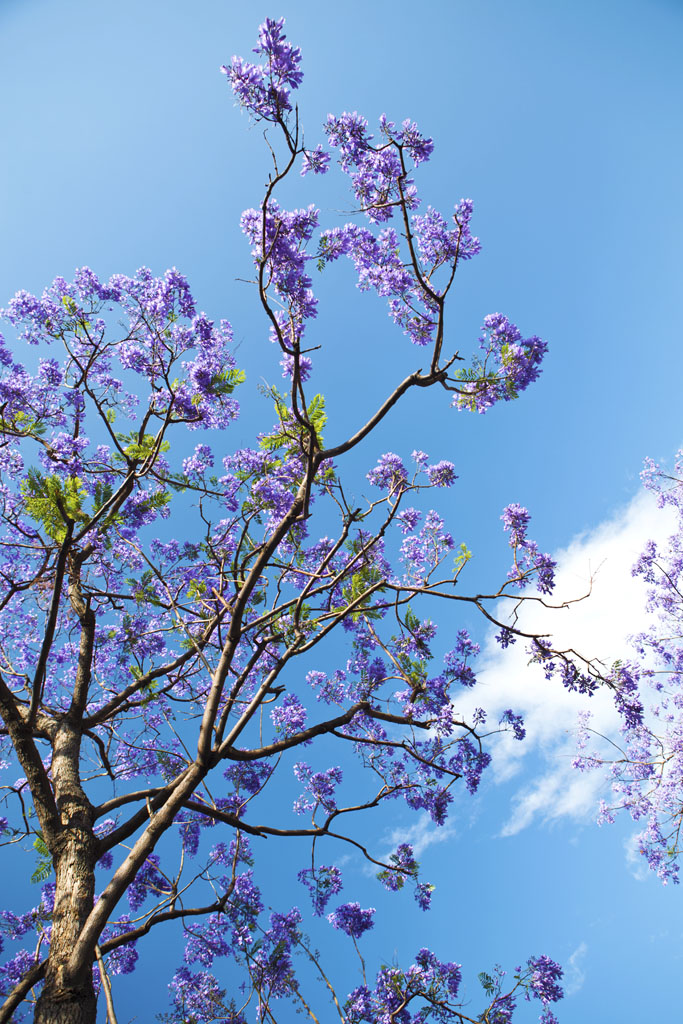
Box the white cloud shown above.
[564,941,588,996]
[384,812,457,858]
[451,489,676,836]
[624,832,650,882]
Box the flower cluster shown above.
[324,112,430,223]
[454,314,547,413]
[222,17,302,121]
[300,144,330,176]
[413,200,481,269]
[297,865,343,916]
[367,452,408,493]
[241,201,319,350]
[344,948,462,1024]
[399,510,455,583]
[500,708,526,741]
[327,902,375,938]
[271,693,307,737]
[318,222,441,346]
[526,954,564,1006]
[444,630,480,688]
[501,503,556,594]
[293,762,343,815]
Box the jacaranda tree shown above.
[575,449,683,885]
[0,18,598,1024]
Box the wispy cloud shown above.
[451,489,676,837]
[564,941,588,996]
[384,812,457,858]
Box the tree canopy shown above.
[0,15,659,1024]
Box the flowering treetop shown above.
[0,16,597,1024]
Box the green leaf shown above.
[21,470,88,542]
[210,367,246,397]
[404,606,421,632]
[478,971,495,995]
[187,579,207,601]
[31,833,52,884]
[116,432,170,461]
[454,542,472,570]
[307,393,327,442]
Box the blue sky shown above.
[2,0,683,1020]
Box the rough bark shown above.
[33,722,97,1024]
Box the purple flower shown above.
[43,432,90,475]
[412,203,480,269]
[414,882,434,911]
[127,854,169,911]
[444,631,480,688]
[396,507,421,534]
[271,693,307,737]
[293,762,343,814]
[301,144,330,176]
[298,865,343,916]
[500,708,526,741]
[427,460,458,488]
[526,954,564,1005]
[502,505,556,594]
[168,966,229,1023]
[182,443,214,479]
[367,452,408,494]
[501,503,531,544]
[454,314,547,413]
[280,352,312,381]
[400,511,454,583]
[328,902,375,939]
[222,18,303,122]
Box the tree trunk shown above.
[34,725,98,1024]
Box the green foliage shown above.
[131,569,165,608]
[31,834,52,884]
[127,662,158,705]
[140,679,160,705]
[340,535,386,621]
[188,367,245,408]
[454,542,472,572]
[342,568,384,622]
[117,431,171,462]
[258,386,293,457]
[210,367,246,397]
[257,386,327,462]
[92,480,115,510]
[404,606,421,634]
[1,409,47,437]
[21,470,88,542]
[306,393,327,443]
[187,579,207,601]
[138,489,173,518]
[478,971,496,995]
